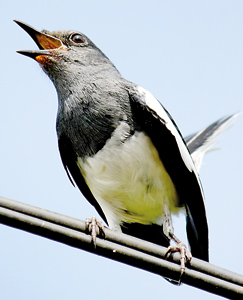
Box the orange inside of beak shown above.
[35,55,48,64]
[36,32,63,50]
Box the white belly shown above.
[77,124,179,230]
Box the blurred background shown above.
[1,1,243,299]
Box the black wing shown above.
[128,86,209,261]
[58,134,108,224]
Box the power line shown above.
[0,196,242,299]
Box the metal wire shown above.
[0,196,243,299]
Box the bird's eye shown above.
[70,34,86,44]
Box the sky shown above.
[1,1,243,299]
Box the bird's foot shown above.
[165,233,192,281]
[85,217,105,247]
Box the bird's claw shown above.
[85,217,105,247]
[165,242,192,279]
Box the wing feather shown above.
[58,134,108,224]
[128,85,209,261]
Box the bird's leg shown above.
[163,208,192,279]
[162,206,174,238]
[85,216,105,247]
[165,232,192,277]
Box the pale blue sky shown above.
[1,1,243,299]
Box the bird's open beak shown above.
[14,20,66,61]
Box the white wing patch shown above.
[136,86,195,173]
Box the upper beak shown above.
[14,20,66,60]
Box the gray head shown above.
[15,20,120,88]
[15,20,132,157]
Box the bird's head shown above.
[15,20,114,85]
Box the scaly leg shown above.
[165,233,192,276]
[163,207,192,278]
[85,216,105,247]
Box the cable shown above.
[0,196,243,299]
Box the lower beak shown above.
[14,20,66,60]
[16,49,55,60]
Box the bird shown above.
[15,20,237,276]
